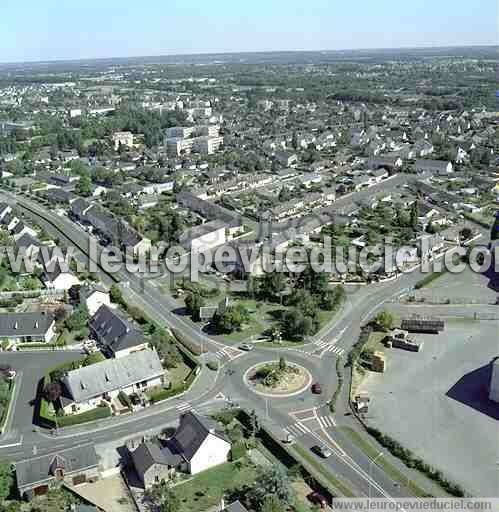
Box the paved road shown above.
[1,190,485,499]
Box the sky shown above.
[0,0,497,63]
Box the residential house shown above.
[368,156,403,171]
[112,131,134,150]
[11,221,37,241]
[14,233,41,260]
[78,284,111,316]
[0,203,12,222]
[180,219,227,253]
[15,443,100,500]
[131,411,231,488]
[415,159,453,175]
[0,311,56,346]
[60,349,165,415]
[90,305,148,358]
[275,151,298,168]
[42,263,80,291]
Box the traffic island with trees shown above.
[246,358,311,396]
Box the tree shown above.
[64,304,89,332]
[410,202,419,229]
[279,356,287,371]
[260,272,287,302]
[0,462,13,502]
[43,382,62,403]
[76,175,92,197]
[159,487,180,512]
[110,284,124,305]
[248,466,294,509]
[184,292,205,321]
[213,304,250,334]
[374,310,394,331]
[261,495,285,512]
[53,306,67,323]
[249,409,259,438]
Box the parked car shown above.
[311,382,323,394]
[313,445,332,458]
[308,492,329,508]
[239,343,254,351]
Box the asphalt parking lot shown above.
[413,267,498,305]
[360,320,499,497]
[1,350,82,435]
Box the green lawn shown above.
[0,378,14,432]
[338,427,430,497]
[168,361,192,383]
[172,459,257,512]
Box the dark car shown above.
[311,382,323,394]
[308,491,329,508]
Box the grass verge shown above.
[338,426,430,497]
[291,444,355,498]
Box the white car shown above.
[239,343,254,352]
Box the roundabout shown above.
[243,360,313,398]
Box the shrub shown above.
[118,391,132,409]
[206,361,219,371]
[230,440,247,461]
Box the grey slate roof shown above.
[169,411,229,462]
[90,305,145,353]
[62,349,164,403]
[14,232,40,251]
[131,441,171,475]
[0,312,54,338]
[15,443,98,491]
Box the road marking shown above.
[286,422,311,436]
[176,402,193,413]
[317,415,336,428]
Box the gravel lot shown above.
[360,320,499,497]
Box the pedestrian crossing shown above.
[284,422,312,437]
[317,415,336,428]
[176,401,193,413]
[314,338,345,356]
[321,345,345,356]
[213,347,244,362]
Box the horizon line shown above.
[0,43,497,67]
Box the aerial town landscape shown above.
[0,3,497,512]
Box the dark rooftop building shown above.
[90,305,146,356]
[401,317,445,334]
[15,443,100,499]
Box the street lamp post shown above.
[369,452,383,501]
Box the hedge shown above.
[366,427,466,497]
[171,328,207,357]
[414,268,448,289]
[329,357,344,413]
[206,361,219,371]
[118,391,132,409]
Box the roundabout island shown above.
[243,358,313,398]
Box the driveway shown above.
[0,350,82,435]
